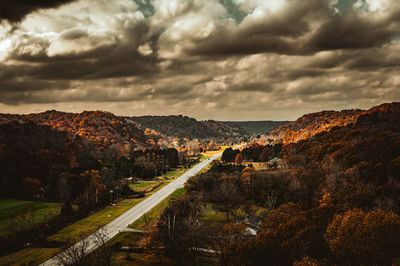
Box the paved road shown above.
[41,149,233,265]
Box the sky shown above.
[0,0,399,121]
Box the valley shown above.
[1,103,400,265]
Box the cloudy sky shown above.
[0,0,399,120]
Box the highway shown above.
[41,149,230,266]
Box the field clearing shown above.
[202,205,267,225]
[202,209,227,225]
[158,167,186,179]
[244,161,269,170]
[0,199,62,237]
[130,181,165,193]
[130,181,157,191]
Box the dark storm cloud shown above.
[34,50,158,80]
[160,0,400,58]
[4,41,158,83]
[0,0,78,22]
[0,0,399,119]
[344,47,400,69]
[166,0,322,57]
[188,34,300,56]
[309,11,400,50]
[156,0,332,58]
[305,45,400,70]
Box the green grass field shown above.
[158,167,186,179]
[130,181,156,190]
[130,181,164,193]
[202,208,227,225]
[0,199,62,237]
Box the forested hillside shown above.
[0,120,99,199]
[127,115,246,140]
[270,109,362,144]
[27,110,149,151]
[224,121,289,135]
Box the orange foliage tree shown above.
[326,208,400,265]
[235,153,243,164]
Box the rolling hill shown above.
[126,115,247,140]
[270,109,363,144]
[224,120,290,136]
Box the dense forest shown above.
[128,115,289,140]
[146,102,400,265]
[224,121,290,136]
[127,115,247,141]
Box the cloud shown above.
[1,0,157,80]
[0,0,399,120]
[309,10,400,50]
[157,0,319,58]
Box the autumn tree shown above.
[211,177,242,221]
[235,153,243,164]
[221,203,328,265]
[80,170,109,211]
[189,142,201,155]
[215,222,247,265]
[326,208,400,265]
[151,195,202,262]
[207,140,216,151]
